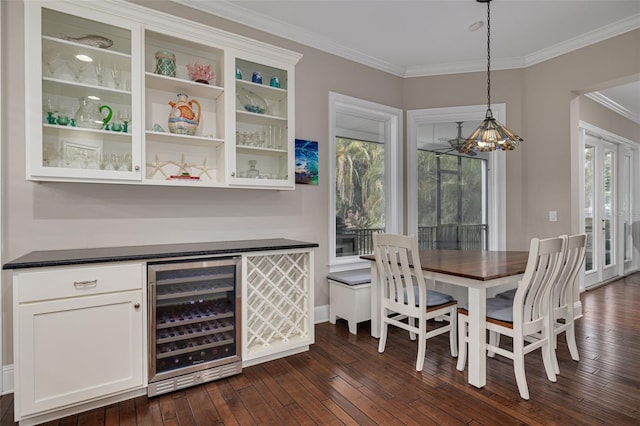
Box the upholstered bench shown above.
[328,269,372,335]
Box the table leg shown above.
[370,263,380,338]
[467,286,487,388]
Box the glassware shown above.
[154,50,176,77]
[246,160,259,178]
[94,60,104,86]
[68,57,87,82]
[237,87,267,114]
[252,71,262,84]
[111,64,121,89]
[43,48,63,77]
[75,97,112,129]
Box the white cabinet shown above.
[24,1,301,189]
[13,263,145,421]
[229,56,295,188]
[242,249,314,365]
[25,2,142,182]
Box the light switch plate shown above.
[549,211,557,222]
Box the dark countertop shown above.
[3,239,319,270]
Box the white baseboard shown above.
[2,364,13,395]
[314,304,329,324]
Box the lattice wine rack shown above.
[244,251,313,361]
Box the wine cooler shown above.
[147,257,242,396]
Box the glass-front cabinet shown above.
[25,1,301,189]
[143,29,226,186]
[26,3,141,182]
[231,57,294,188]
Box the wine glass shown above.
[111,64,121,89]
[68,57,87,82]
[43,48,63,77]
[94,60,105,86]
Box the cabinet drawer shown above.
[15,263,143,303]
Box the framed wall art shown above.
[295,139,318,185]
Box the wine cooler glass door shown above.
[148,257,241,384]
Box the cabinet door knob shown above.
[134,303,141,309]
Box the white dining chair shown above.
[374,233,458,371]
[548,233,587,374]
[495,233,587,374]
[456,236,566,400]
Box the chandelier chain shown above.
[486,0,491,111]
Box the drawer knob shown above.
[73,279,97,289]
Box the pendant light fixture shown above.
[462,0,523,153]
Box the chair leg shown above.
[449,309,458,357]
[456,314,467,371]
[378,319,389,354]
[512,342,530,400]
[551,334,560,375]
[416,319,426,371]
[565,322,580,362]
[409,316,417,340]
[541,339,557,383]
[488,331,499,358]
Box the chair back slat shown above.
[553,234,587,308]
[374,233,426,310]
[514,236,566,327]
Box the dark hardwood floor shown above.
[2,273,639,425]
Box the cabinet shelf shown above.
[43,123,132,138]
[43,78,130,104]
[43,35,131,60]
[146,72,223,99]
[236,145,287,156]
[145,130,223,148]
[236,110,286,126]
[236,79,286,101]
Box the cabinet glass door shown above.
[143,30,225,186]
[233,58,292,187]
[31,6,139,180]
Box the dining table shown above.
[361,249,529,388]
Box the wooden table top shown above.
[362,249,529,281]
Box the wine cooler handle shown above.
[73,279,97,289]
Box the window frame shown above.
[329,92,403,271]
[407,104,508,250]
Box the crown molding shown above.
[585,92,640,125]
[524,13,640,67]
[171,1,640,78]
[172,0,406,76]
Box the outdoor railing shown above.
[418,224,488,251]
[338,224,488,256]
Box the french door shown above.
[583,135,616,287]
[582,126,637,287]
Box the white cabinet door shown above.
[26,1,142,183]
[228,53,300,189]
[15,290,144,418]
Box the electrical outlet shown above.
[549,211,557,222]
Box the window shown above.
[417,149,488,250]
[329,93,402,270]
[407,105,507,251]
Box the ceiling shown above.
[179,0,640,122]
